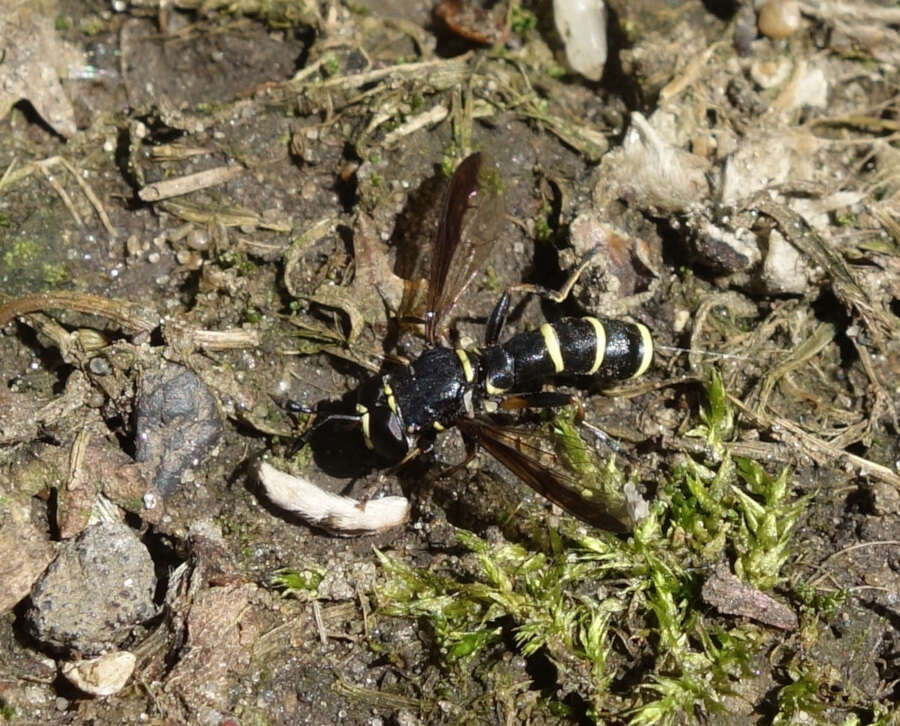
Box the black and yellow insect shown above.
[303,153,653,532]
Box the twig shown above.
[0,292,158,333]
[138,164,245,202]
[37,162,83,227]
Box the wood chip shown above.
[702,564,798,631]
[138,165,244,202]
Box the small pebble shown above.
[554,0,608,81]
[61,651,136,697]
[26,522,156,655]
[758,0,802,40]
[186,228,211,250]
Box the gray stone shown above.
[135,362,223,495]
[26,522,156,656]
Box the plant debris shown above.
[0,1,81,138]
[701,563,798,631]
[0,0,898,723]
[258,461,411,535]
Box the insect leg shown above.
[483,249,600,346]
[498,392,624,452]
[497,391,582,417]
[484,290,511,346]
[434,430,479,480]
[382,443,426,474]
[286,411,363,458]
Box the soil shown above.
[0,0,898,724]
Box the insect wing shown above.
[457,418,633,534]
[425,152,506,344]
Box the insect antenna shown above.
[654,343,758,363]
[283,400,362,458]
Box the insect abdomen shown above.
[481,317,653,394]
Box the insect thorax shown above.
[392,347,479,432]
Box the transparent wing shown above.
[425,152,506,344]
[457,417,635,534]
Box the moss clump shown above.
[374,373,832,723]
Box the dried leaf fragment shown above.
[0,4,82,137]
[702,564,798,631]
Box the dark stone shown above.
[135,363,223,495]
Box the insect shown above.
[292,152,653,533]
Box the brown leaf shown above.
[0,2,82,137]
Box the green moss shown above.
[12,457,62,497]
[685,368,733,449]
[793,582,847,618]
[510,7,537,34]
[481,266,502,294]
[271,566,325,599]
[41,261,68,286]
[440,154,456,178]
[3,238,40,269]
[731,459,807,590]
[543,63,567,80]
[408,93,424,113]
[533,207,553,243]
[78,15,107,36]
[0,698,15,721]
[217,249,255,275]
[0,232,71,294]
[323,54,340,78]
[375,374,819,722]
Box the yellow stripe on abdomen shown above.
[540,323,564,373]
[584,317,607,375]
[631,323,654,378]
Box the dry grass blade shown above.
[753,322,836,416]
[0,291,158,333]
[729,394,900,489]
[1,157,116,236]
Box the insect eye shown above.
[368,408,410,460]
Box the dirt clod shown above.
[25,521,156,656]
